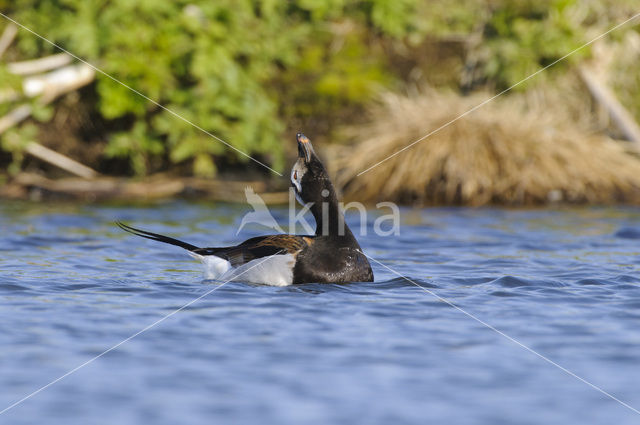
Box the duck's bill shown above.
[297,132,315,163]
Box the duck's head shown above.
[290,133,334,206]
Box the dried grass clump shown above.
[330,89,640,206]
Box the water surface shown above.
[1,201,639,424]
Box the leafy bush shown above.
[1,0,423,176]
[0,0,637,177]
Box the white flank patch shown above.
[189,252,231,278]
[191,252,295,286]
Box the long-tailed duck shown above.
[117,133,373,285]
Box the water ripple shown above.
[1,203,640,425]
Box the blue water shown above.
[1,201,640,425]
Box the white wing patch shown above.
[191,252,295,286]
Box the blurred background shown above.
[2,5,640,424]
[0,0,639,205]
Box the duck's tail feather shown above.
[115,221,199,251]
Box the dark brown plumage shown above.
[118,133,373,285]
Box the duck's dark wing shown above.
[116,222,312,267]
[194,234,312,267]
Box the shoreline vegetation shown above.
[0,172,290,204]
[332,83,640,206]
[1,1,640,206]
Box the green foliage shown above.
[1,124,37,175]
[481,0,587,90]
[280,24,391,122]
[30,102,53,122]
[104,121,164,176]
[1,0,423,176]
[411,0,485,38]
[0,0,637,177]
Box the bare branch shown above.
[24,142,98,178]
[7,53,73,75]
[0,23,18,59]
[0,104,32,134]
[579,65,640,148]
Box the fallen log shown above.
[0,173,289,204]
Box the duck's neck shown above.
[310,191,354,239]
